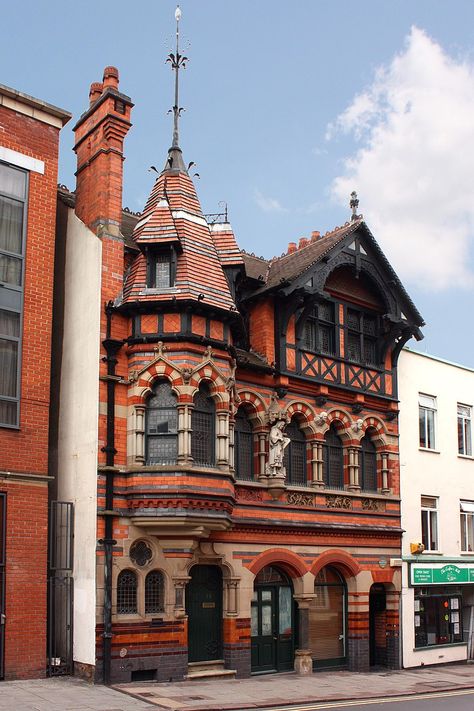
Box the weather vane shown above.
[166,5,188,151]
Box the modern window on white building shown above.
[457,404,472,456]
[460,500,474,552]
[421,496,438,551]
[419,394,436,450]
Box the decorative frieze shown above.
[235,486,263,502]
[287,491,315,507]
[361,498,386,512]
[325,494,352,509]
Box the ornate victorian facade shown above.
[53,35,423,681]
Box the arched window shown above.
[117,570,137,615]
[191,383,215,466]
[283,419,307,486]
[145,570,165,614]
[323,425,344,489]
[234,407,254,480]
[146,380,178,465]
[360,435,377,492]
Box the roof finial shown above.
[350,191,360,221]
[164,6,188,172]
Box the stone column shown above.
[348,447,361,491]
[135,406,145,463]
[172,575,191,618]
[311,441,324,488]
[177,404,189,462]
[257,432,267,481]
[293,595,315,675]
[216,412,229,467]
[225,579,239,616]
[229,417,235,473]
[381,452,390,494]
[186,404,194,462]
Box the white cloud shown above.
[254,189,288,213]
[328,26,474,291]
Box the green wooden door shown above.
[251,576,295,673]
[186,565,222,662]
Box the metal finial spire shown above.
[350,191,360,221]
[164,6,188,171]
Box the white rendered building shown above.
[398,347,474,667]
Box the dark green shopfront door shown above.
[251,566,295,673]
[186,565,223,662]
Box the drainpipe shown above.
[98,301,123,684]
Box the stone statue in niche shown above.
[267,419,290,477]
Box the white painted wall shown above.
[398,347,474,667]
[56,210,102,667]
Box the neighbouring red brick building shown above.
[0,83,70,679]
[53,20,424,682]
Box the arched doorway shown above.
[186,565,223,662]
[369,583,387,667]
[251,565,295,673]
[309,566,347,668]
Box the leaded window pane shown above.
[146,381,178,464]
[155,254,171,289]
[323,427,344,489]
[284,421,307,486]
[319,302,334,323]
[145,570,165,614]
[235,408,254,480]
[364,338,377,366]
[117,570,137,614]
[347,333,361,361]
[361,437,377,492]
[347,310,360,331]
[192,384,215,465]
[363,315,377,336]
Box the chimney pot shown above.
[89,82,103,105]
[311,230,321,241]
[288,242,297,254]
[299,237,309,249]
[103,66,119,90]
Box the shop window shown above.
[458,404,472,456]
[117,570,138,615]
[191,383,215,466]
[234,407,254,480]
[145,570,165,614]
[145,381,178,464]
[283,420,307,486]
[346,308,379,367]
[0,161,28,428]
[419,394,436,450]
[360,436,377,492]
[322,425,344,489]
[421,496,439,551]
[414,588,463,647]
[303,302,336,356]
[460,501,474,552]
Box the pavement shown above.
[1,663,474,711]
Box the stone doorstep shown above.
[186,659,236,680]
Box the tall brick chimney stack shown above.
[73,66,133,233]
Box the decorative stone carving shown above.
[129,540,153,567]
[361,498,385,512]
[202,345,213,360]
[326,494,352,510]
[316,411,328,426]
[352,418,364,432]
[153,341,167,356]
[235,486,263,502]
[266,420,290,478]
[287,491,314,507]
[181,366,192,383]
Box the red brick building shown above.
[0,83,70,679]
[54,38,423,681]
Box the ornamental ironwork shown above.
[129,540,153,567]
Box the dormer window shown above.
[147,249,176,289]
[303,302,336,355]
[346,308,379,367]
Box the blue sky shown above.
[2,1,474,364]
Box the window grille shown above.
[360,436,377,491]
[234,408,254,480]
[191,384,215,466]
[117,570,138,614]
[145,570,165,614]
[322,426,344,489]
[130,540,153,567]
[284,420,307,486]
[146,381,178,464]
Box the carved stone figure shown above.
[267,419,290,477]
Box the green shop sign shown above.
[411,564,474,585]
